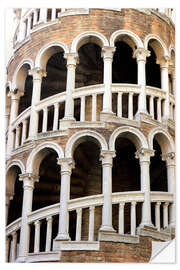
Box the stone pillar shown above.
[80,96,85,121]
[99,150,116,232]
[39,8,48,23]
[162,152,176,228]
[53,102,59,131]
[150,95,154,119]
[42,107,48,133]
[17,173,39,262]
[92,94,97,121]
[157,97,162,122]
[131,201,137,235]
[76,208,82,241]
[45,216,53,252]
[117,92,122,117]
[171,69,176,96]
[7,90,24,156]
[88,206,95,241]
[28,68,46,139]
[18,18,27,42]
[119,202,125,234]
[155,202,161,231]
[159,56,170,121]
[15,126,20,148]
[51,8,56,21]
[135,148,154,228]
[26,15,32,36]
[101,46,115,116]
[128,92,133,120]
[133,48,150,117]
[55,158,74,241]
[21,119,28,145]
[33,9,38,25]
[163,202,169,228]
[11,232,17,262]
[60,53,78,129]
[34,220,41,253]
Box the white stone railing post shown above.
[45,216,53,252]
[18,18,27,42]
[42,107,48,133]
[60,53,78,128]
[39,8,48,23]
[131,201,136,235]
[80,96,85,122]
[157,97,162,122]
[55,158,74,241]
[15,126,20,149]
[117,92,122,117]
[150,95,154,119]
[163,202,169,229]
[99,150,116,232]
[135,148,154,228]
[92,94,97,121]
[17,173,39,262]
[88,206,95,241]
[128,92,133,120]
[53,103,59,131]
[21,119,28,145]
[76,208,82,241]
[155,202,161,231]
[163,152,176,228]
[101,46,115,115]
[33,9,38,26]
[51,8,56,21]
[118,202,125,234]
[159,56,170,121]
[28,68,46,139]
[26,15,32,36]
[6,237,10,262]
[133,48,150,117]
[11,232,17,262]
[34,220,41,253]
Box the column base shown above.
[136,225,172,241]
[54,233,71,241]
[100,111,116,122]
[135,111,151,121]
[59,118,76,130]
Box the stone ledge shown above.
[26,251,61,263]
[53,240,100,251]
[136,225,172,241]
[98,230,139,244]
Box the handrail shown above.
[6,217,22,236]
[11,107,31,129]
[150,191,174,202]
[146,85,166,97]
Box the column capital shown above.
[133,48,150,62]
[156,201,161,206]
[19,173,39,189]
[29,67,47,79]
[101,46,116,60]
[162,152,175,166]
[135,148,155,162]
[46,216,53,222]
[100,150,116,165]
[57,157,75,173]
[8,89,24,100]
[64,53,79,66]
[157,55,170,68]
[163,202,169,207]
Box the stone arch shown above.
[109,126,148,151]
[110,29,144,51]
[35,41,70,70]
[12,59,34,90]
[148,127,175,155]
[26,141,64,174]
[144,34,169,59]
[65,130,108,159]
[71,31,109,53]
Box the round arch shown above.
[148,127,175,154]
[35,41,70,70]
[12,59,34,90]
[65,130,108,158]
[110,29,144,50]
[7,159,26,174]
[144,34,169,57]
[71,31,109,53]
[109,126,148,151]
[26,141,64,174]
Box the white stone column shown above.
[42,107,48,133]
[51,8,56,21]
[171,70,175,96]
[128,92,133,120]
[26,15,32,36]
[33,9,38,25]
[7,90,23,156]
[155,202,161,231]
[88,206,95,241]
[163,152,176,228]
[28,68,46,139]
[159,56,170,121]
[60,53,78,128]
[53,103,59,131]
[101,46,115,115]
[39,8,48,23]
[133,48,150,116]
[76,208,82,241]
[80,96,85,121]
[135,148,154,228]
[11,232,17,262]
[150,95,154,119]
[21,119,28,145]
[6,237,10,262]
[15,126,20,148]
[118,202,125,234]
[100,150,115,232]
[34,220,41,253]
[92,94,97,121]
[55,158,74,240]
[157,97,162,122]
[17,174,39,262]
[131,201,136,235]
[163,202,169,228]
[117,92,122,117]
[45,216,53,252]
[18,19,27,42]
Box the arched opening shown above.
[146,40,162,88]
[7,166,23,225]
[69,136,102,241]
[17,64,33,115]
[112,136,141,233]
[40,46,67,100]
